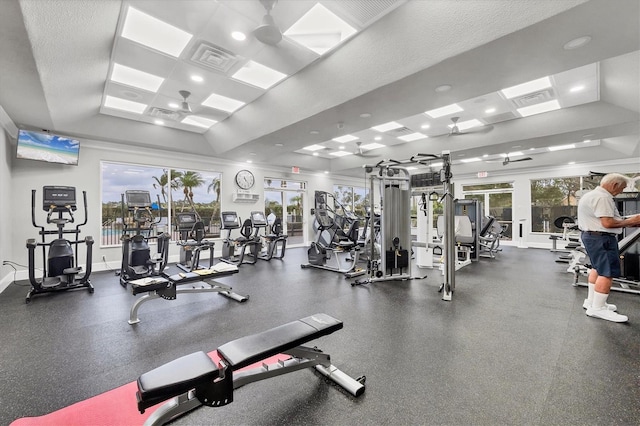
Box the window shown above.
[333,184,368,217]
[101,162,221,246]
[530,177,581,233]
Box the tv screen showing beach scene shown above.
[16,129,80,165]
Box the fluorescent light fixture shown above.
[398,132,428,142]
[231,60,287,89]
[570,85,585,93]
[303,144,325,151]
[517,99,561,117]
[201,92,245,113]
[329,150,353,157]
[111,63,164,92]
[332,134,358,143]
[104,95,147,114]
[500,76,552,99]
[284,3,357,55]
[448,119,483,131]
[460,157,482,163]
[121,7,192,57]
[181,116,218,129]
[360,143,385,150]
[371,121,403,132]
[424,103,463,118]
[547,143,576,152]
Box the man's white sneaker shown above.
[586,307,628,323]
[583,299,616,311]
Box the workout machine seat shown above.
[136,314,365,425]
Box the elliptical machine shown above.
[26,186,94,303]
[119,190,169,287]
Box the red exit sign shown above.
[477,171,488,178]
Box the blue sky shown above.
[18,130,80,154]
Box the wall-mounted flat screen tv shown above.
[16,129,80,166]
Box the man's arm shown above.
[601,214,640,229]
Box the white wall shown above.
[1,129,13,292]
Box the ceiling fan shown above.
[354,142,378,158]
[254,0,282,46]
[502,155,532,166]
[177,90,193,115]
[448,117,493,136]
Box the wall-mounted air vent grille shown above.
[190,42,240,74]
[511,89,556,108]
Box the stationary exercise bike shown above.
[119,190,169,287]
[175,211,215,272]
[219,211,260,265]
[26,186,94,303]
[249,211,287,260]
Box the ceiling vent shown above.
[148,107,181,121]
[190,42,240,74]
[387,126,414,136]
[483,111,519,125]
[511,89,555,108]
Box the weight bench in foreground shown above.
[136,313,366,425]
[128,267,248,324]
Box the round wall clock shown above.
[235,169,255,190]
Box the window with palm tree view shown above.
[101,162,222,246]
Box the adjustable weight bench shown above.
[136,313,365,426]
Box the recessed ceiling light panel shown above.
[371,121,403,132]
[424,103,463,118]
[332,135,358,143]
[284,3,357,55]
[181,116,218,129]
[111,63,164,92]
[329,150,353,157]
[121,7,193,57]
[398,132,427,142]
[231,60,287,89]
[303,144,325,151]
[201,92,245,113]
[500,76,552,99]
[547,143,576,152]
[104,95,147,114]
[448,119,483,131]
[360,143,385,150]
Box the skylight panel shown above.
[110,63,164,92]
[329,150,353,157]
[104,95,147,114]
[424,103,463,118]
[303,144,325,151]
[332,135,358,143]
[398,132,427,142]
[371,122,403,132]
[284,3,357,55]
[181,116,218,129]
[360,143,385,150]
[500,76,552,99]
[201,93,245,113]
[448,119,484,132]
[231,61,287,89]
[121,7,193,57]
[517,99,561,117]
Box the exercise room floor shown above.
[1,246,639,425]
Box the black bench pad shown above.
[218,313,342,370]
[137,351,219,411]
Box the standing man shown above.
[577,173,640,322]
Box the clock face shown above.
[235,170,255,190]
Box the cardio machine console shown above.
[42,186,77,212]
[250,211,268,228]
[125,190,152,208]
[221,211,240,229]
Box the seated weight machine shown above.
[25,186,94,303]
[119,190,169,287]
[175,211,215,272]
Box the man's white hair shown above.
[601,173,630,187]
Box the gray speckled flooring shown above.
[1,246,639,425]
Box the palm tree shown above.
[177,170,205,214]
[152,169,182,207]
[207,177,221,226]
